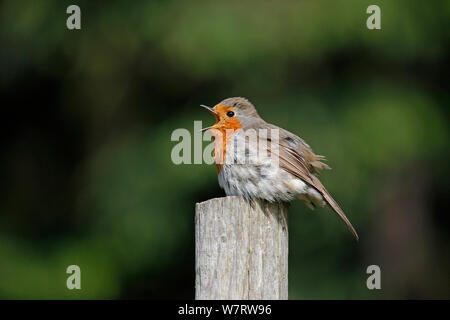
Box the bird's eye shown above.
[226,111,235,117]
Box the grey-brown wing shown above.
[263,123,330,174]
[259,123,359,240]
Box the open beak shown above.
[200,104,219,132]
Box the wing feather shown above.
[257,122,359,240]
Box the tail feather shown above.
[322,190,359,241]
[310,176,359,241]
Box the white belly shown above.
[217,130,323,203]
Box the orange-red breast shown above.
[201,97,359,240]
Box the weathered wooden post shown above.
[195,196,289,300]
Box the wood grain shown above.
[195,196,288,300]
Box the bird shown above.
[200,97,359,240]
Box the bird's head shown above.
[200,97,261,133]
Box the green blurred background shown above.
[0,0,449,299]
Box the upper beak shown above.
[200,104,219,132]
[200,104,218,116]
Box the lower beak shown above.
[200,126,212,132]
[200,104,219,132]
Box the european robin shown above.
[201,97,358,240]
